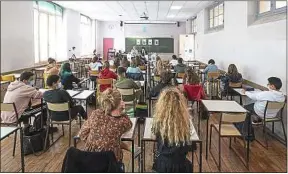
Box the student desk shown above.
[121,117,138,173]
[232,88,262,105]
[72,90,96,111]
[200,100,249,161]
[141,118,202,173]
[1,127,24,172]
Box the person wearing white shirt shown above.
[169,55,178,67]
[131,46,138,57]
[89,56,103,71]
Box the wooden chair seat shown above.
[212,124,242,136]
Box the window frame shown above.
[34,1,63,63]
[256,0,287,19]
[207,2,224,32]
[80,14,92,56]
[191,17,197,34]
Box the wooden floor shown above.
[1,105,287,173]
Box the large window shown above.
[191,17,197,34]
[257,1,287,16]
[208,2,224,31]
[80,14,92,56]
[34,1,63,63]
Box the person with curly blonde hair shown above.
[152,87,194,172]
[78,88,132,170]
[154,56,164,76]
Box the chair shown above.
[117,88,136,117]
[138,65,146,71]
[33,69,45,88]
[44,102,81,148]
[177,73,185,78]
[1,103,20,156]
[209,113,248,170]
[227,82,242,100]
[153,75,161,87]
[206,72,220,99]
[1,75,15,82]
[253,101,286,148]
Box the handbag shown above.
[23,128,50,156]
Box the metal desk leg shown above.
[206,114,210,159]
[246,114,250,170]
[240,95,243,106]
[131,140,135,173]
[198,103,201,136]
[141,140,144,173]
[20,128,25,172]
[192,148,194,172]
[199,141,203,172]
[138,121,140,146]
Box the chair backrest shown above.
[154,75,161,82]
[183,84,205,101]
[177,73,185,78]
[1,103,19,123]
[229,82,242,88]
[207,72,220,79]
[264,101,286,118]
[221,113,246,123]
[46,102,69,112]
[90,70,99,76]
[138,65,146,70]
[97,78,113,85]
[34,70,45,78]
[117,88,136,102]
[1,75,15,82]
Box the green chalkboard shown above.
[125,37,174,53]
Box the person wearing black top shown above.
[60,62,81,90]
[43,75,87,121]
[149,71,178,98]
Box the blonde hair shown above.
[152,87,191,146]
[98,88,122,115]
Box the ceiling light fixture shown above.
[170,6,182,10]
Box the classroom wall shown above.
[1,1,34,73]
[124,22,186,57]
[195,1,287,94]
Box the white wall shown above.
[64,9,81,58]
[195,1,287,94]
[1,1,34,72]
[96,21,125,56]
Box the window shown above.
[208,2,224,31]
[257,0,287,16]
[34,1,63,63]
[80,14,92,56]
[191,17,197,34]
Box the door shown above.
[103,38,114,60]
[179,34,195,61]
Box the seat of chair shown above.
[212,124,242,136]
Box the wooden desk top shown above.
[201,100,247,113]
[73,90,94,100]
[121,117,137,140]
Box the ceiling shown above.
[54,1,213,22]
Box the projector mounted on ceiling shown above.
[140,12,149,20]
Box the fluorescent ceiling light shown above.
[167,15,175,18]
[170,6,182,10]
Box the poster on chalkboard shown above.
[154,39,159,45]
[148,39,152,45]
[136,39,141,45]
[142,39,147,45]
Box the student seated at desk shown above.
[135,56,144,67]
[99,61,118,92]
[153,56,164,76]
[126,59,142,74]
[150,71,177,98]
[113,57,121,70]
[219,64,242,92]
[174,58,187,74]
[169,55,178,67]
[203,59,218,81]
[43,75,87,121]
[45,58,59,75]
[152,87,194,173]
[60,63,81,90]
[88,56,102,71]
[78,89,132,169]
[242,77,285,124]
[120,57,130,68]
[115,67,143,102]
[1,71,43,126]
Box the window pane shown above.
[209,9,214,19]
[218,3,224,15]
[259,1,271,13]
[276,1,287,9]
[48,15,56,58]
[39,13,48,61]
[56,16,63,59]
[209,19,213,28]
[34,9,39,63]
[214,5,219,16]
[219,15,223,25]
[214,16,219,27]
